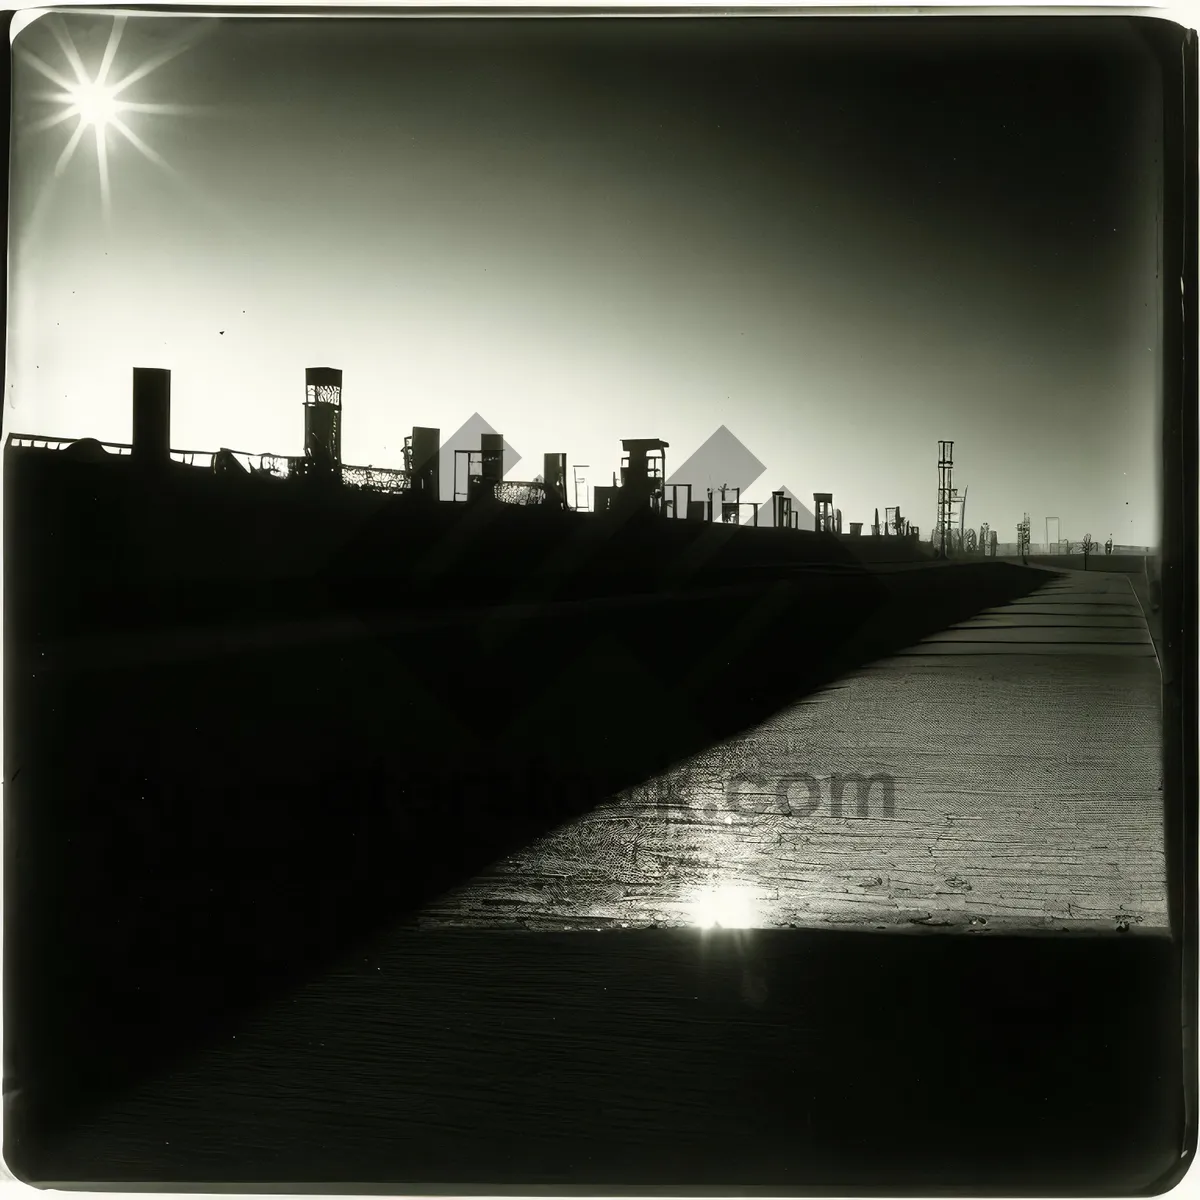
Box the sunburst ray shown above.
[94,15,127,88]
[22,15,213,227]
[95,124,112,222]
[54,119,88,177]
[17,48,76,93]
[112,101,212,116]
[48,17,89,86]
[25,106,82,136]
[110,30,202,97]
[109,115,172,172]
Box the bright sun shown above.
[69,80,122,129]
[19,14,203,221]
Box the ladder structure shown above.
[935,441,964,555]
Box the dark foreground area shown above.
[8,930,1186,1192]
[8,451,1186,1188]
[5,557,1053,1152]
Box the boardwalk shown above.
[15,568,1176,1188]
[427,568,1166,934]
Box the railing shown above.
[8,434,133,455]
[171,448,216,469]
[341,463,411,493]
[11,435,408,495]
[257,454,294,479]
[495,480,545,506]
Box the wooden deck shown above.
[427,568,1166,934]
[14,568,1177,1187]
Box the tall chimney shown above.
[303,367,343,482]
[132,367,171,467]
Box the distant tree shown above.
[1079,533,1096,570]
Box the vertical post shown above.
[411,427,441,498]
[937,440,954,558]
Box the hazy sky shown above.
[8,15,1163,543]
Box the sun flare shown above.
[19,14,204,222]
[69,79,123,129]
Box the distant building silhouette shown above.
[745,485,815,531]
[7,364,891,543]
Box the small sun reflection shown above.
[689,883,759,930]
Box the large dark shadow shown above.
[7,931,1183,1192]
[4,452,1054,1147]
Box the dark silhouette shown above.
[4,367,1059,1145]
[1017,514,1031,565]
[1079,532,1096,569]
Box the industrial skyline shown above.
[7,15,1164,546]
[6,360,1152,553]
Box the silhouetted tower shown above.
[304,367,342,483]
[620,439,669,513]
[885,506,899,537]
[937,441,955,557]
[1017,513,1031,562]
[410,427,440,498]
[132,367,171,469]
[873,507,881,537]
[813,492,835,533]
[772,490,792,529]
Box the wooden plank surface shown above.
[17,569,1175,1188]
[426,568,1166,934]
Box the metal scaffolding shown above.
[936,440,955,557]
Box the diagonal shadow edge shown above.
[5,561,1057,1148]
